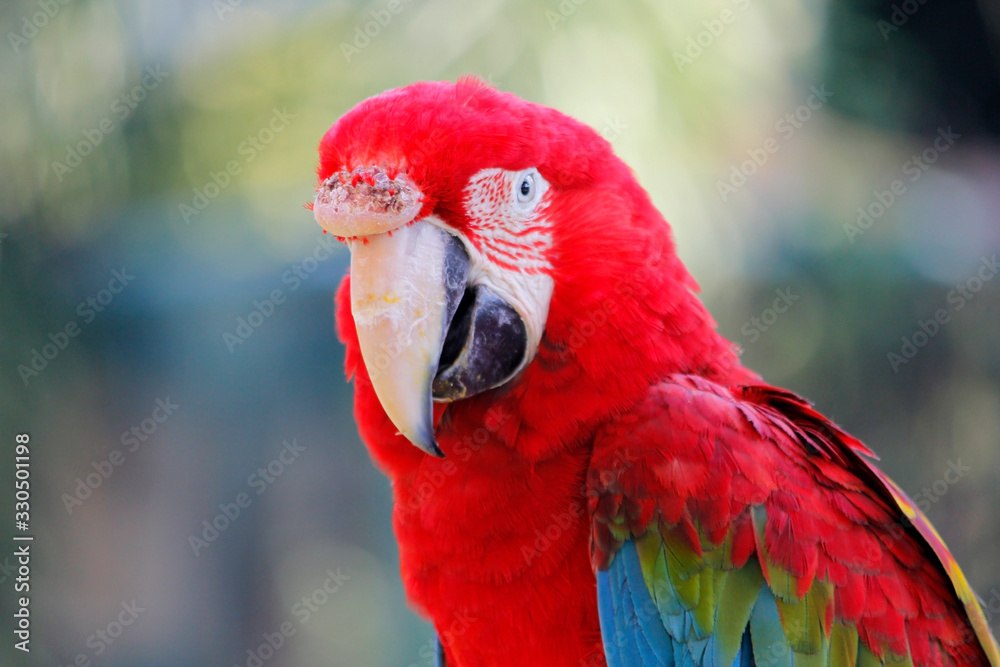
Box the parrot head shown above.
[315,78,742,459]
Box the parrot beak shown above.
[315,167,528,457]
[347,222,470,457]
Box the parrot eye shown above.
[514,169,541,208]
[519,175,534,199]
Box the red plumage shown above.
[586,376,991,664]
[323,80,998,665]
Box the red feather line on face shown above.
[461,169,553,274]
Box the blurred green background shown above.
[1,0,999,665]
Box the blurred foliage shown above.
[0,0,998,665]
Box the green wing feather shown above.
[590,375,1000,666]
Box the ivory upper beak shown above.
[348,221,470,456]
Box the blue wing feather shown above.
[598,563,626,667]
[597,539,759,667]
[434,635,446,667]
[748,587,792,667]
[598,540,678,666]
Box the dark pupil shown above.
[520,178,531,197]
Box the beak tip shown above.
[407,427,445,458]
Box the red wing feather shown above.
[588,374,1000,666]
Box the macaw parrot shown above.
[311,78,1000,666]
